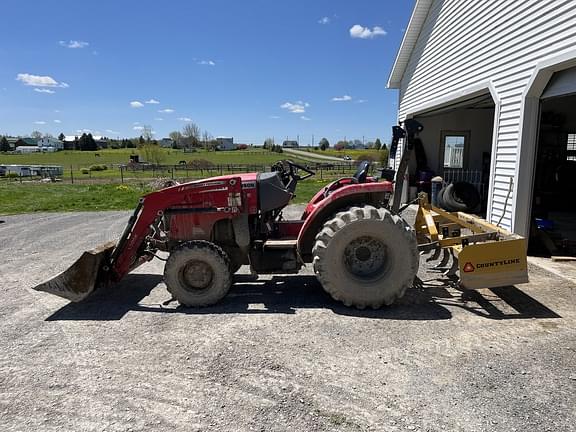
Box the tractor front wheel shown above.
[164,240,232,307]
[313,206,419,309]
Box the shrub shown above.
[187,159,215,169]
[80,168,90,175]
[6,172,19,179]
[237,144,248,150]
[355,153,376,164]
[89,164,108,171]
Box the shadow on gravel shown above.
[46,274,162,321]
[45,273,560,322]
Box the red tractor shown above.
[36,124,422,309]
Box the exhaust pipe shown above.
[33,241,116,302]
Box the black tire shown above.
[443,182,480,212]
[312,206,419,309]
[164,240,232,307]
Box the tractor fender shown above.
[297,182,391,261]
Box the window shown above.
[567,133,576,161]
[441,132,469,169]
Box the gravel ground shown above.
[0,207,575,432]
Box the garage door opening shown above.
[409,92,495,217]
[529,78,576,257]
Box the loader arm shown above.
[109,177,244,282]
[34,177,244,302]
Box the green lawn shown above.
[0,179,332,214]
[0,148,302,169]
[0,148,311,181]
[305,148,383,159]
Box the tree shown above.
[141,125,153,142]
[319,137,329,151]
[374,138,382,151]
[78,133,97,151]
[182,122,200,149]
[202,130,212,150]
[379,144,389,167]
[0,136,10,152]
[140,143,165,165]
[58,133,65,141]
[263,138,274,150]
[169,131,182,148]
[31,131,42,140]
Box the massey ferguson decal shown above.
[463,262,475,273]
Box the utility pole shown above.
[312,134,314,147]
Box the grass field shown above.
[0,148,299,169]
[304,148,384,160]
[0,179,331,214]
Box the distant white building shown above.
[38,137,64,152]
[216,137,236,151]
[159,138,174,148]
[282,140,299,148]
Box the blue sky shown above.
[0,0,413,145]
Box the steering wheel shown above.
[286,160,315,181]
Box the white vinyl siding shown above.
[395,0,576,231]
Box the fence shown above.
[2,161,361,185]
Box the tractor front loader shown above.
[34,120,528,309]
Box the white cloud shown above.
[349,25,387,39]
[105,129,119,134]
[318,16,330,24]
[34,121,46,125]
[54,109,60,113]
[154,117,164,121]
[178,117,193,122]
[76,129,92,134]
[269,115,280,119]
[145,98,160,104]
[130,101,144,108]
[34,88,55,94]
[133,122,140,125]
[355,99,367,104]
[300,116,311,121]
[332,95,352,102]
[281,101,309,114]
[16,73,68,88]
[59,40,89,49]
[133,126,144,131]
[158,108,175,113]
[198,60,216,66]
[54,120,61,124]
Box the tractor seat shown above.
[257,172,293,212]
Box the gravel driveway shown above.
[0,208,575,432]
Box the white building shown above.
[282,140,299,148]
[388,0,576,239]
[38,137,64,151]
[159,138,174,148]
[216,136,236,151]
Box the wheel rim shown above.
[180,260,214,291]
[343,236,389,280]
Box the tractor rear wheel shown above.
[313,206,419,309]
[164,240,232,307]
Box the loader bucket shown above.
[33,241,116,302]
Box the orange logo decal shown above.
[463,262,475,273]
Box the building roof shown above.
[387,0,434,89]
[17,138,39,146]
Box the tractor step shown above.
[263,239,298,250]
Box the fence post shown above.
[70,165,74,184]
[120,165,124,183]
